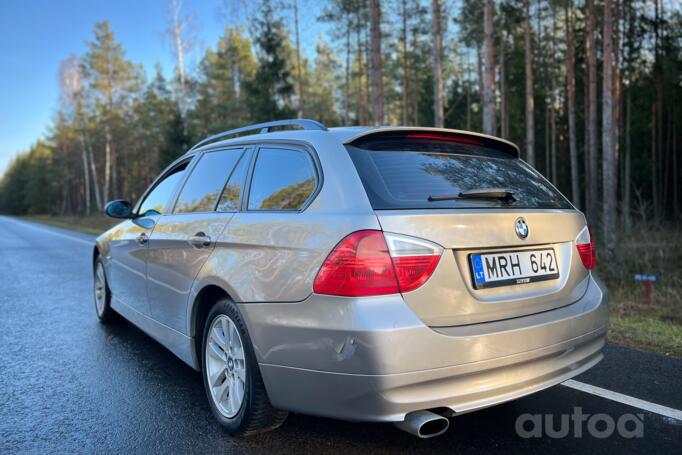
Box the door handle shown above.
[136,233,148,245]
[189,232,211,248]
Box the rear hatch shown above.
[346,129,590,327]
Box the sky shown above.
[0,0,325,175]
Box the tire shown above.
[93,256,117,323]
[202,299,288,436]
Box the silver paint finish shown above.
[94,125,609,424]
[376,209,590,326]
[238,274,607,376]
[246,275,606,422]
[105,216,158,315]
[147,212,233,332]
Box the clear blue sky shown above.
[0,0,325,175]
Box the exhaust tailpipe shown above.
[394,410,450,439]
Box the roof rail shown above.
[188,119,328,152]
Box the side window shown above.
[217,149,252,211]
[174,149,243,213]
[138,162,188,216]
[247,148,317,211]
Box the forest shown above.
[0,0,680,251]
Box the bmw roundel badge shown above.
[515,217,529,240]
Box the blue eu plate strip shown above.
[472,255,486,284]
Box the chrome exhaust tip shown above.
[394,410,450,439]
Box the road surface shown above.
[0,216,680,454]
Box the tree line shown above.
[0,0,680,252]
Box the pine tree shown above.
[307,38,340,126]
[81,21,140,202]
[246,0,296,121]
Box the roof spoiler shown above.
[344,127,520,158]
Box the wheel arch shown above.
[190,284,235,370]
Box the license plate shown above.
[470,248,559,289]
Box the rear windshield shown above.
[346,137,572,210]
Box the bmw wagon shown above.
[94,119,608,438]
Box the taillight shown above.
[313,230,443,297]
[383,232,443,292]
[576,226,596,270]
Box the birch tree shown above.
[166,0,196,96]
[82,21,139,203]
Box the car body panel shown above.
[93,124,609,424]
[109,291,197,368]
[105,215,158,315]
[376,209,589,326]
[147,212,233,332]
[242,274,607,421]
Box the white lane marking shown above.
[0,217,94,247]
[562,379,682,421]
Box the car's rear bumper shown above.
[239,274,608,422]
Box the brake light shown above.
[576,226,596,270]
[313,231,443,297]
[405,133,483,146]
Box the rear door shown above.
[346,130,589,326]
[146,148,251,332]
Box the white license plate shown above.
[470,248,559,289]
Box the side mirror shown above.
[105,200,133,219]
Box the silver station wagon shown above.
[94,119,607,438]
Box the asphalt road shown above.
[0,216,680,454]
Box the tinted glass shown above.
[175,149,242,213]
[248,148,316,210]
[347,145,571,210]
[217,149,252,211]
[138,163,188,216]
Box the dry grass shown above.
[22,214,118,236]
[600,224,682,357]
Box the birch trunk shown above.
[85,133,102,210]
[79,134,91,214]
[171,0,186,92]
[103,124,112,203]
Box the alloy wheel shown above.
[206,314,246,418]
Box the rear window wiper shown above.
[428,188,516,205]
